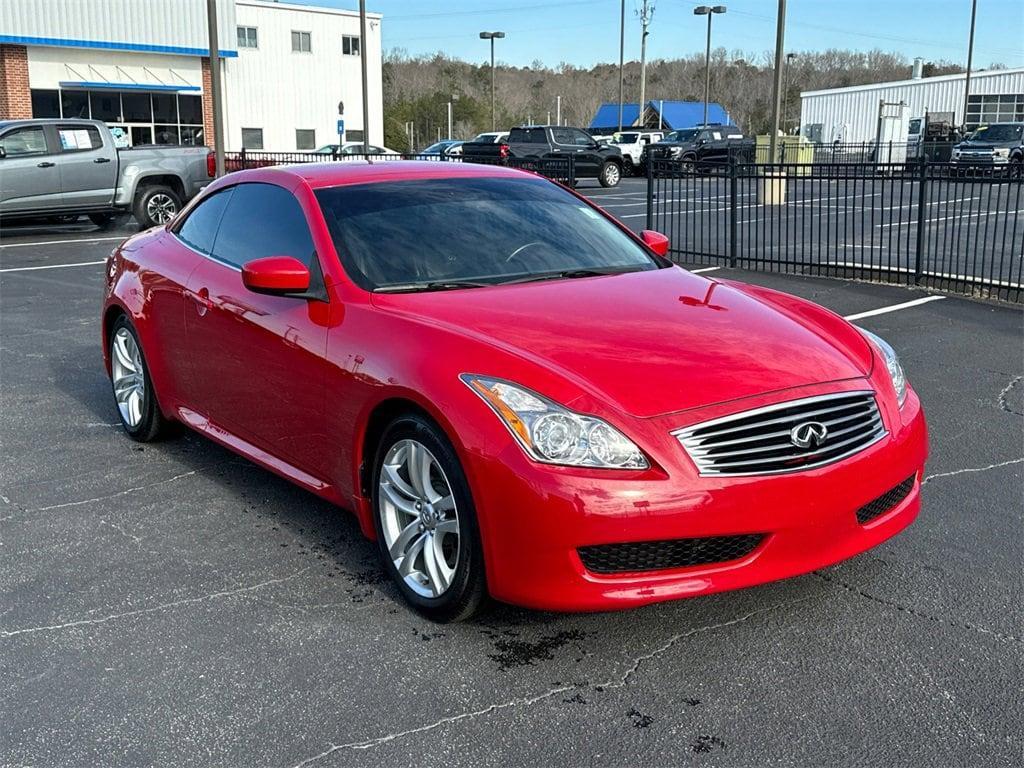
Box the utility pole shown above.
[962,0,977,132]
[447,100,453,139]
[480,31,505,131]
[617,0,625,131]
[359,0,370,153]
[638,0,654,120]
[556,94,561,125]
[205,0,225,176]
[768,0,786,161]
[783,52,796,133]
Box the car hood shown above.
[958,139,1016,149]
[371,268,872,418]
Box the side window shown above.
[175,188,233,254]
[212,183,315,269]
[0,126,48,157]
[551,128,573,145]
[571,129,593,146]
[57,125,103,152]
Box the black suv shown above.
[646,124,753,165]
[952,122,1024,168]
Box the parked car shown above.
[0,118,213,228]
[608,130,664,174]
[468,131,508,144]
[417,139,464,159]
[314,141,401,159]
[646,124,753,166]
[951,122,1024,168]
[461,125,625,186]
[102,161,928,621]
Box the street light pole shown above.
[205,0,225,176]
[768,0,787,161]
[617,0,625,132]
[359,0,370,153]
[783,52,797,133]
[479,31,505,131]
[693,6,726,128]
[962,0,978,132]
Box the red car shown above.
[102,161,928,621]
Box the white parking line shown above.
[0,235,124,249]
[0,259,105,273]
[843,295,946,321]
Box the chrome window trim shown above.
[672,390,888,477]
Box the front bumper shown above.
[465,381,928,612]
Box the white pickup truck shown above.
[0,118,213,229]
[606,130,665,174]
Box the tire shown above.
[88,212,118,230]
[108,316,172,442]
[133,184,182,229]
[372,414,487,622]
[622,157,635,177]
[598,160,622,187]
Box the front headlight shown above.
[859,329,907,407]
[993,147,1010,157]
[462,375,649,469]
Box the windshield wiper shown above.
[375,280,492,293]
[502,267,640,285]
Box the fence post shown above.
[569,154,576,187]
[728,157,738,268]
[645,155,654,231]
[913,156,928,283]
[240,147,247,170]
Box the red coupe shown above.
[102,161,928,621]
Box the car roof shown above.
[231,160,538,190]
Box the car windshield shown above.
[667,129,699,142]
[315,176,662,291]
[422,141,450,153]
[611,133,639,144]
[969,124,1023,142]
[314,145,337,154]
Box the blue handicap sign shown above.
[336,119,345,135]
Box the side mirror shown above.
[242,256,310,296]
[640,230,670,257]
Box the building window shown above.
[90,92,121,122]
[61,91,89,119]
[237,26,258,49]
[965,93,1024,130]
[291,31,312,53]
[296,129,315,150]
[242,128,264,150]
[30,89,60,118]
[345,129,364,143]
[342,35,360,56]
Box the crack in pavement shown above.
[0,569,309,639]
[922,458,1024,485]
[288,595,817,766]
[814,571,1020,644]
[998,375,1022,416]
[23,470,199,513]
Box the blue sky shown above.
[294,0,1024,69]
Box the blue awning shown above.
[59,81,201,92]
[589,103,642,131]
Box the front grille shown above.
[856,475,916,524]
[578,534,764,574]
[673,391,887,476]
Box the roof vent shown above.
[912,57,924,79]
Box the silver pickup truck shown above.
[0,118,213,229]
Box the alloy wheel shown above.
[111,327,145,428]
[146,193,178,225]
[378,439,460,598]
[604,163,620,185]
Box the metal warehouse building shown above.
[0,0,384,151]
[799,67,1024,143]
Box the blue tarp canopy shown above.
[589,100,731,131]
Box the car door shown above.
[54,123,118,208]
[562,128,603,175]
[0,124,63,214]
[184,180,331,480]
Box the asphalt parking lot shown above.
[1,210,1022,767]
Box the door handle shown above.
[93,157,111,164]
[37,161,55,168]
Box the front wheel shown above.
[372,414,487,622]
[109,316,172,441]
[133,185,182,229]
[599,161,622,187]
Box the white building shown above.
[799,67,1024,143]
[0,0,384,151]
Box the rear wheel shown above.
[599,160,622,187]
[372,414,486,622]
[133,185,182,229]
[109,316,172,442]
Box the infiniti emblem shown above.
[790,421,828,450]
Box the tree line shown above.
[383,48,969,151]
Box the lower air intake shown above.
[578,534,764,574]
[856,475,916,524]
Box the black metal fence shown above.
[646,157,1023,302]
[223,149,578,185]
